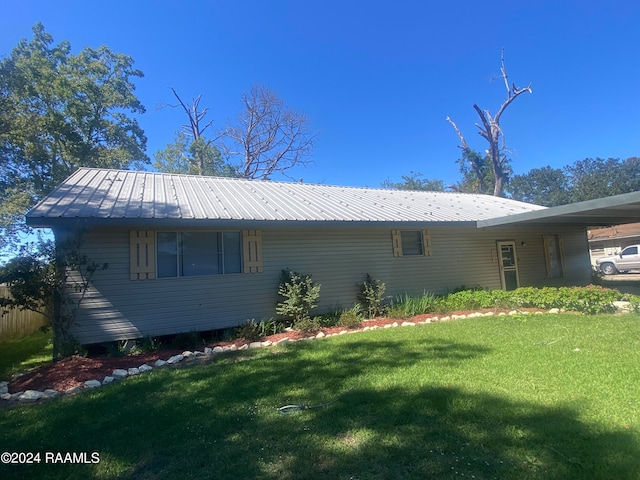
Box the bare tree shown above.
[222,84,317,180]
[446,50,532,196]
[155,89,228,176]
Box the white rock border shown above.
[1,308,567,405]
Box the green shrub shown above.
[357,274,386,318]
[388,292,437,319]
[506,286,560,309]
[386,286,630,317]
[58,336,87,358]
[629,295,640,314]
[338,307,362,329]
[259,318,285,336]
[235,319,262,341]
[439,288,494,311]
[505,285,621,314]
[234,319,284,340]
[318,303,344,328]
[555,285,619,314]
[138,335,161,353]
[293,316,322,334]
[105,341,126,358]
[276,269,321,325]
[488,289,514,309]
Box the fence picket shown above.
[0,286,47,341]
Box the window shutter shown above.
[243,230,263,273]
[559,236,566,277]
[422,230,432,256]
[392,230,402,257]
[130,231,156,280]
[542,235,551,278]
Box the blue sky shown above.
[2,0,639,189]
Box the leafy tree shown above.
[507,166,570,206]
[446,50,531,196]
[507,157,640,206]
[0,238,107,360]
[154,131,233,176]
[452,149,511,194]
[381,171,444,191]
[154,89,234,176]
[0,23,148,251]
[222,84,318,180]
[566,157,640,202]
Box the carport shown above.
[477,191,640,228]
[477,191,640,293]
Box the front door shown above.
[497,241,520,291]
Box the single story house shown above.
[587,222,640,266]
[26,168,640,345]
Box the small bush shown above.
[258,318,285,337]
[293,316,322,334]
[105,341,126,358]
[138,335,161,353]
[276,269,321,325]
[58,337,87,358]
[384,286,633,318]
[338,307,362,329]
[629,295,640,314]
[440,288,495,311]
[388,292,437,318]
[235,319,262,341]
[318,303,344,328]
[506,285,621,314]
[357,274,386,318]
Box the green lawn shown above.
[0,330,52,380]
[1,313,639,479]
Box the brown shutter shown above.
[130,231,156,280]
[392,230,402,257]
[243,230,263,273]
[422,230,432,256]
[542,235,551,278]
[559,236,566,277]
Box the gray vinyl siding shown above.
[70,224,591,344]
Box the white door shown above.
[497,241,520,291]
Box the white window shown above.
[401,231,424,256]
[157,231,242,278]
[392,230,432,257]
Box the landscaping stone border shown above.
[0,307,582,405]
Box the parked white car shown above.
[596,245,640,274]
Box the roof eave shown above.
[25,216,478,230]
[477,191,640,228]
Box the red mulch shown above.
[6,310,534,395]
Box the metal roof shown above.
[26,168,546,227]
[477,191,640,228]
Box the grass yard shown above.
[0,313,639,479]
[0,330,52,380]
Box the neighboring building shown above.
[587,222,640,266]
[26,168,604,345]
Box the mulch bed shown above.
[6,310,535,395]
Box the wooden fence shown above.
[0,285,47,342]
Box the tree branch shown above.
[445,116,470,151]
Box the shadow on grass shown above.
[1,336,638,479]
[0,330,52,380]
